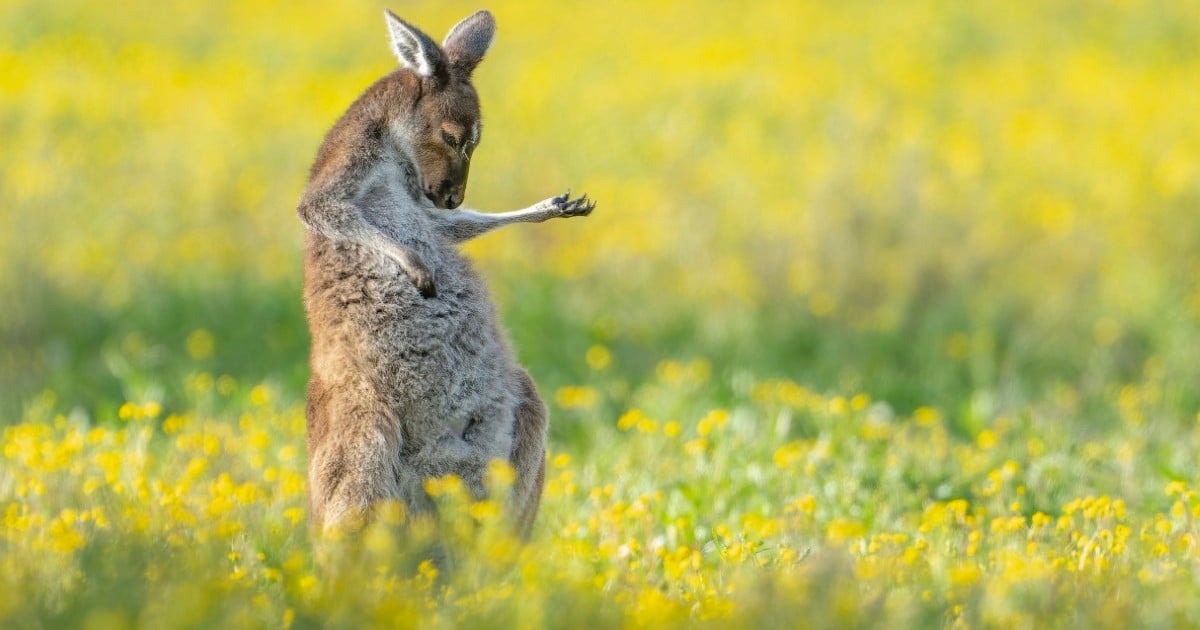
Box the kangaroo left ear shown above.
[384,9,444,78]
[442,10,496,76]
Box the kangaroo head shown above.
[385,9,495,210]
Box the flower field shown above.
[3,0,1200,627]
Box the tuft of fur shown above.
[298,10,594,538]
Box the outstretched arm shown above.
[297,140,438,297]
[430,191,596,244]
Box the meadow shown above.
[2,0,1200,626]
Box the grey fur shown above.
[299,10,594,539]
[442,10,496,76]
[385,9,442,78]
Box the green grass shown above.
[3,0,1200,626]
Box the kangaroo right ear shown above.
[384,9,444,78]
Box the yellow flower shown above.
[976,429,998,450]
[249,385,271,407]
[555,386,599,410]
[773,441,806,469]
[487,459,518,489]
[585,345,612,370]
[283,508,306,526]
[617,409,645,431]
[827,518,866,543]
[424,475,464,498]
[913,407,941,426]
[186,329,215,360]
[635,417,658,434]
[948,563,982,586]
[468,500,502,520]
[1165,480,1189,497]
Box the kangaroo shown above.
[298,9,594,538]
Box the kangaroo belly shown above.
[303,236,517,450]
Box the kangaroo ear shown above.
[384,9,444,78]
[442,10,496,76]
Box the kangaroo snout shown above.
[426,180,465,209]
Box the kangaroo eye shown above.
[440,130,459,147]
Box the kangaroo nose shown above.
[447,192,463,209]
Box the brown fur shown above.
[297,10,594,538]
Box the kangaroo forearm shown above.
[297,133,404,258]
[299,196,437,296]
[300,199,398,263]
[437,207,558,242]
[435,192,596,243]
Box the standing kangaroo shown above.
[299,9,594,538]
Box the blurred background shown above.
[1,0,1198,437]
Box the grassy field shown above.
[2,0,1200,626]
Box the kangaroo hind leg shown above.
[508,369,548,540]
[307,395,404,534]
